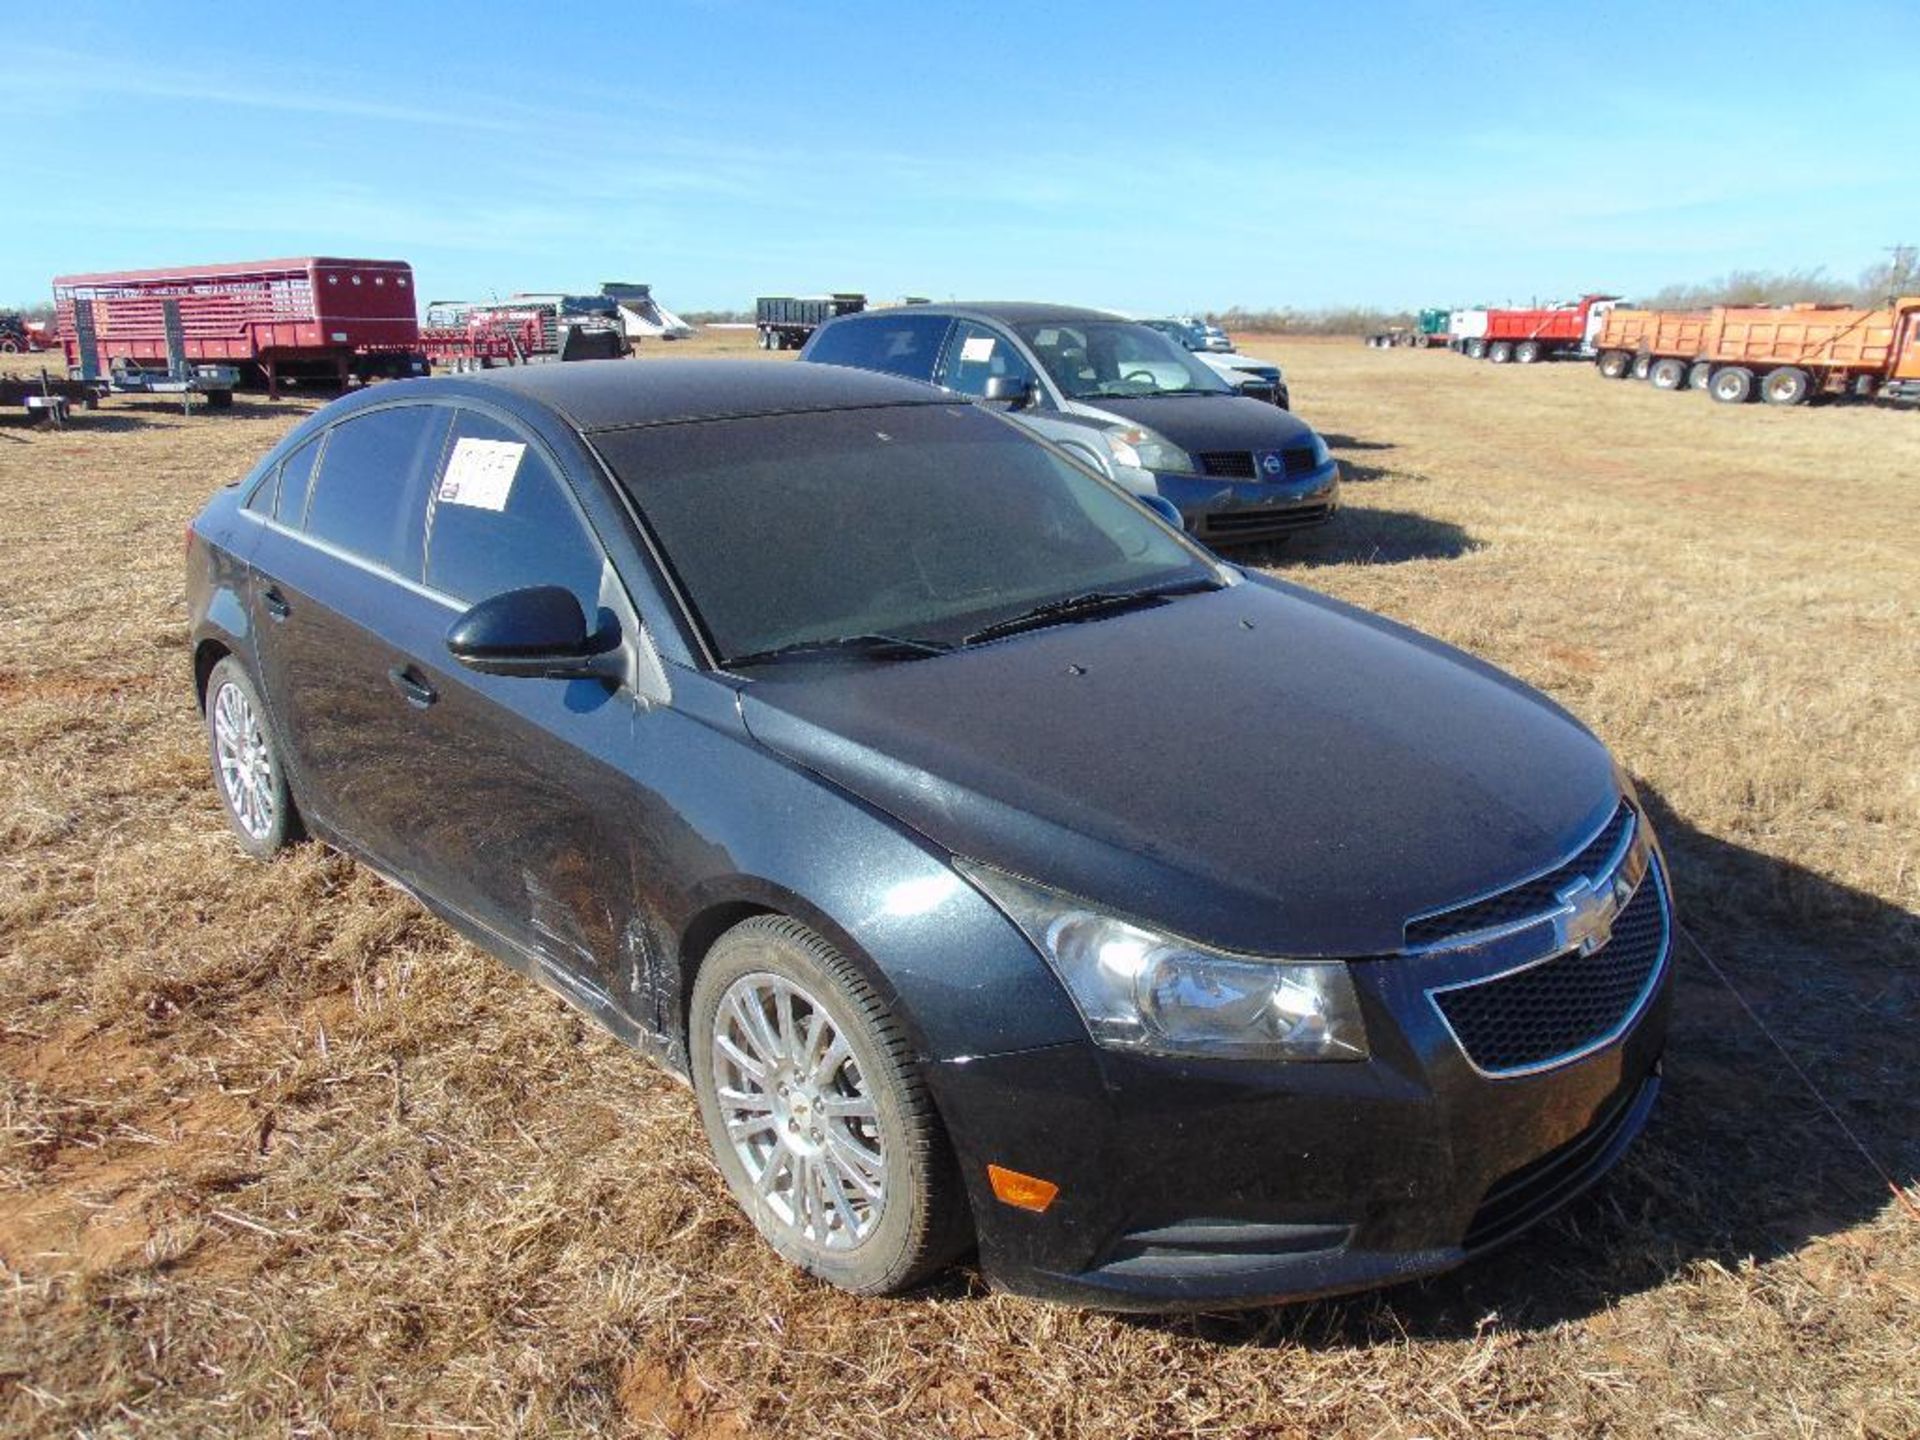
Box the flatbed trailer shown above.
[1466,294,1619,363]
[52,257,428,398]
[756,293,866,350]
[420,296,628,369]
[0,370,105,424]
[1594,299,1920,405]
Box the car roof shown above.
[898,301,1128,326]
[456,358,954,432]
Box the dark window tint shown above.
[425,412,603,617]
[304,407,449,576]
[270,434,322,524]
[804,313,952,380]
[935,321,1038,398]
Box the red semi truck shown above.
[52,257,428,397]
[1460,294,1620,364]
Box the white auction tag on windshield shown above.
[960,335,996,363]
[438,438,524,511]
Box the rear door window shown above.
[266,434,322,523]
[805,313,952,381]
[935,321,1038,398]
[303,406,450,577]
[424,411,605,619]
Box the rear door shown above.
[248,401,454,879]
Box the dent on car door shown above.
[248,403,452,868]
[407,408,673,1030]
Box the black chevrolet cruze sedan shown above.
[187,360,1672,1309]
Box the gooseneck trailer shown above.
[53,257,428,398]
[1594,300,1920,405]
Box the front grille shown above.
[1203,505,1332,536]
[1197,447,1321,480]
[1406,804,1634,947]
[1463,1074,1657,1252]
[1432,868,1669,1076]
[1198,450,1257,478]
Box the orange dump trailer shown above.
[1594,299,1920,405]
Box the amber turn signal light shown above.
[987,1164,1060,1214]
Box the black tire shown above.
[207,389,235,410]
[1487,341,1513,364]
[1709,366,1755,404]
[1630,353,1653,381]
[1465,338,1486,359]
[1597,350,1631,379]
[1688,361,1713,391]
[1649,358,1688,391]
[204,656,299,859]
[1514,340,1543,364]
[0,338,19,354]
[1761,366,1811,406]
[689,915,971,1295]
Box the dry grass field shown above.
[2,334,1916,1438]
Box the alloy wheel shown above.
[710,971,889,1253]
[212,681,276,841]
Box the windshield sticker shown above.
[438,438,525,512]
[960,335,996,363]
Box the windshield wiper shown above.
[960,576,1221,647]
[725,633,954,668]
[1127,387,1227,397]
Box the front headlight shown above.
[958,862,1368,1061]
[1107,425,1195,476]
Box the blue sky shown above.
[13,2,1917,313]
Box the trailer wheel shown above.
[207,389,235,410]
[1760,367,1811,406]
[1709,366,1755,404]
[1514,340,1543,364]
[1596,350,1630,379]
[1649,358,1688,391]
[1487,341,1513,364]
[1465,338,1486,359]
[0,338,19,354]
[1630,354,1653,381]
[1688,361,1713,391]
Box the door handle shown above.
[262,587,292,621]
[387,664,438,710]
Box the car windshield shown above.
[593,403,1218,664]
[1015,320,1233,400]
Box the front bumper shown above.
[928,906,1671,1311]
[1158,459,1340,546]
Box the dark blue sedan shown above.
[187,359,1671,1308]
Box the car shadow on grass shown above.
[1117,792,1920,1347]
[1319,433,1396,453]
[1231,508,1480,568]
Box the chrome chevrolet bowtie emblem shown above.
[1554,874,1618,956]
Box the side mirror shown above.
[1137,493,1184,529]
[446,585,622,680]
[983,375,1035,410]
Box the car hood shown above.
[738,577,1620,956]
[1080,394,1314,451]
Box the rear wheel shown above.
[1514,340,1543,364]
[0,338,19,354]
[204,657,298,859]
[1649,358,1688,391]
[1487,341,1513,364]
[690,916,971,1295]
[1597,350,1630,379]
[1709,366,1755,404]
[1630,354,1653,381]
[1465,338,1486,359]
[1761,366,1811,406]
[1688,361,1713,391]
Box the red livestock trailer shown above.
[1462,293,1621,364]
[52,257,428,397]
